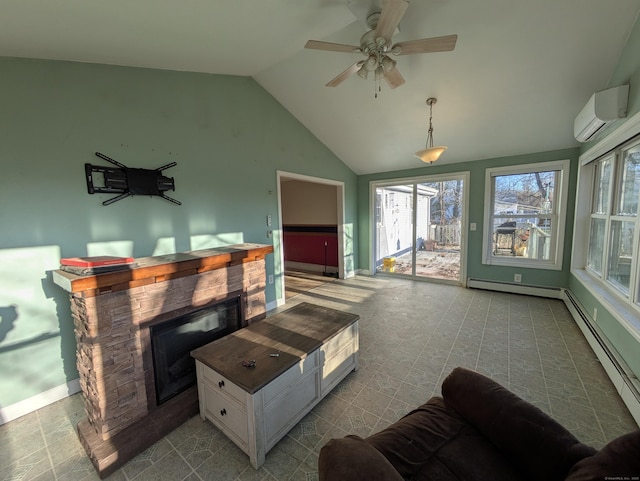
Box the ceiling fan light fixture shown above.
[415,97,447,164]
[365,55,378,71]
[381,55,396,73]
[357,65,369,79]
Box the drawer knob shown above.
[218,380,225,388]
[220,408,227,416]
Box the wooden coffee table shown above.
[191,302,359,468]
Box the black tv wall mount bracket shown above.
[85,152,181,206]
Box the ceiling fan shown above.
[305,0,457,91]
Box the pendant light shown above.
[415,98,447,164]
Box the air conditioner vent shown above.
[574,85,629,142]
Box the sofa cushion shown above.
[411,422,528,481]
[365,396,465,478]
[364,396,525,480]
[565,430,640,481]
[442,367,596,481]
[318,435,404,481]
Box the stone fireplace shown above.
[53,243,273,478]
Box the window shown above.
[586,136,640,300]
[482,159,570,269]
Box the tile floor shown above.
[1,275,638,480]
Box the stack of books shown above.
[60,256,136,276]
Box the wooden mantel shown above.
[53,243,274,297]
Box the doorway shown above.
[372,172,469,284]
[277,171,346,303]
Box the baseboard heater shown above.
[562,289,640,425]
[467,278,563,299]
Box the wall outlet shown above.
[267,215,272,226]
[593,307,598,321]
[268,275,274,285]
[267,230,273,238]
[514,273,522,283]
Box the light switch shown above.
[470,223,477,231]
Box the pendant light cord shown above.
[427,101,434,148]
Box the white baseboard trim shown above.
[467,278,563,299]
[266,299,282,312]
[563,289,640,426]
[0,378,81,425]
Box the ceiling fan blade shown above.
[326,62,363,87]
[305,40,360,54]
[375,0,409,41]
[383,67,405,89]
[392,34,458,55]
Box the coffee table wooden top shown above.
[191,302,359,393]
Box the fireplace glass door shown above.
[151,296,241,404]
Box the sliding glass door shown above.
[373,173,468,284]
[374,183,414,275]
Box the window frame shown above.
[482,159,571,270]
[572,113,640,346]
[585,135,640,304]
[586,154,615,277]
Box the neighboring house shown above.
[375,184,438,266]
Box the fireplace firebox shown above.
[151,295,243,405]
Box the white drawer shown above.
[203,388,248,446]
[201,366,247,407]
[262,352,318,405]
[323,341,357,380]
[322,322,358,360]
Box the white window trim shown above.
[482,159,571,270]
[571,110,640,346]
[582,135,640,304]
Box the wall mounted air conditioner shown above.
[574,85,629,142]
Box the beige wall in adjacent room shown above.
[281,180,337,225]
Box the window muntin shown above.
[483,160,569,269]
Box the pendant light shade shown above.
[415,145,447,163]
[415,98,447,164]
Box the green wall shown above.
[569,16,640,379]
[358,148,580,288]
[0,57,357,408]
[586,14,640,146]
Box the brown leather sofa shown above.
[318,367,640,481]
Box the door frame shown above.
[276,170,346,304]
[370,171,470,286]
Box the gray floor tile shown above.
[1,276,638,481]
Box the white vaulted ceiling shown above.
[2,0,639,174]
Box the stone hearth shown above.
[53,243,273,478]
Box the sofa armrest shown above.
[565,430,640,481]
[442,367,596,481]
